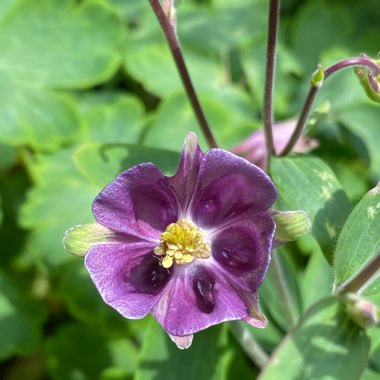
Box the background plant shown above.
[0,0,380,379]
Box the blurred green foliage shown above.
[0,0,380,379]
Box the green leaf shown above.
[361,368,380,380]
[0,0,125,150]
[0,194,2,228]
[334,183,380,295]
[241,41,304,116]
[0,0,124,87]
[18,149,98,267]
[337,104,380,181]
[291,0,380,72]
[135,319,233,380]
[271,154,352,264]
[0,73,79,151]
[0,143,18,170]
[19,143,180,267]
[75,143,180,188]
[302,248,334,309]
[178,0,267,52]
[259,249,303,331]
[45,323,111,380]
[81,95,146,144]
[145,89,256,152]
[59,261,128,333]
[124,42,223,98]
[259,297,370,380]
[0,272,46,359]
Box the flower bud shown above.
[272,210,311,246]
[344,293,380,328]
[354,57,380,103]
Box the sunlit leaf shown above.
[271,155,352,264]
[334,183,380,295]
[259,297,370,380]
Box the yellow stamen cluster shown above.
[154,219,211,268]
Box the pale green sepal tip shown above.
[311,66,324,87]
[63,223,117,257]
[354,67,380,103]
[344,293,380,328]
[273,210,311,243]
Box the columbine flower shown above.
[64,133,309,348]
[232,119,319,171]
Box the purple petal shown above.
[209,212,275,292]
[232,119,319,171]
[93,163,179,240]
[85,243,172,319]
[189,149,277,229]
[167,132,203,212]
[151,264,248,336]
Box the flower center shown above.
[154,219,211,268]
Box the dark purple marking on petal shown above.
[85,243,165,319]
[129,254,171,295]
[189,149,277,229]
[210,213,275,292]
[129,180,178,232]
[212,227,258,272]
[92,163,179,239]
[192,266,215,314]
[151,265,248,336]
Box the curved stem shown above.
[337,254,380,294]
[263,0,280,165]
[279,86,319,156]
[324,56,380,79]
[271,251,298,327]
[280,56,380,156]
[149,0,217,149]
[230,322,269,369]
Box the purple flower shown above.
[64,133,309,348]
[232,119,319,171]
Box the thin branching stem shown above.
[337,254,380,294]
[280,56,380,156]
[149,0,217,148]
[271,251,298,327]
[263,0,280,167]
[230,322,269,369]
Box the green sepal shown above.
[273,210,311,244]
[354,60,380,103]
[63,223,119,257]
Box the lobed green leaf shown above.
[271,154,352,264]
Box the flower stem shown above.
[149,0,218,149]
[280,55,380,156]
[337,254,380,294]
[271,251,298,327]
[279,85,319,156]
[230,322,269,369]
[263,0,280,165]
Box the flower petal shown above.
[189,149,277,229]
[167,132,204,213]
[85,243,172,319]
[169,334,194,349]
[93,163,179,240]
[152,264,248,336]
[209,212,275,292]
